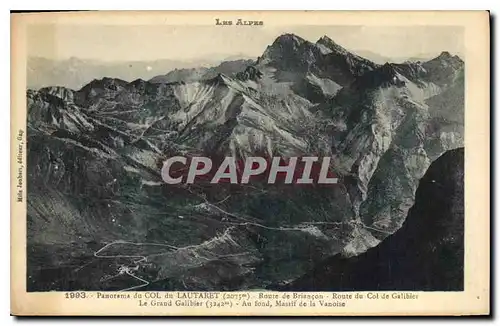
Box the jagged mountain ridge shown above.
[26,33,464,291]
[27,74,369,291]
[149,59,255,84]
[314,59,464,232]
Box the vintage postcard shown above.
[10,11,490,316]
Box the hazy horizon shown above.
[26,24,464,89]
[27,25,464,63]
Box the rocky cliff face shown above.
[26,33,464,291]
[277,148,464,291]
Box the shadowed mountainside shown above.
[275,147,464,291]
[26,33,464,291]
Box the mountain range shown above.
[277,147,464,291]
[26,33,464,291]
[351,49,458,65]
[27,55,255,90]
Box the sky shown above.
[27,24,464,63]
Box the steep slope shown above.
[27,77,361,292]
[27,87,97,139]
[46,73,317,158]
[311,53,464,235]
[251,34,378,103]
[26,33,464,291]
[277,148,464,291]
[424,67,465,160]
[358,61,464,232]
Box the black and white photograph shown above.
[9,10,490,316]
[25,23,465,292]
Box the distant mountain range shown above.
[27,55,255,90]
[148,59,255,84]
[351,49,458,65]
[27,44,460,90]
[26,33,464,291]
